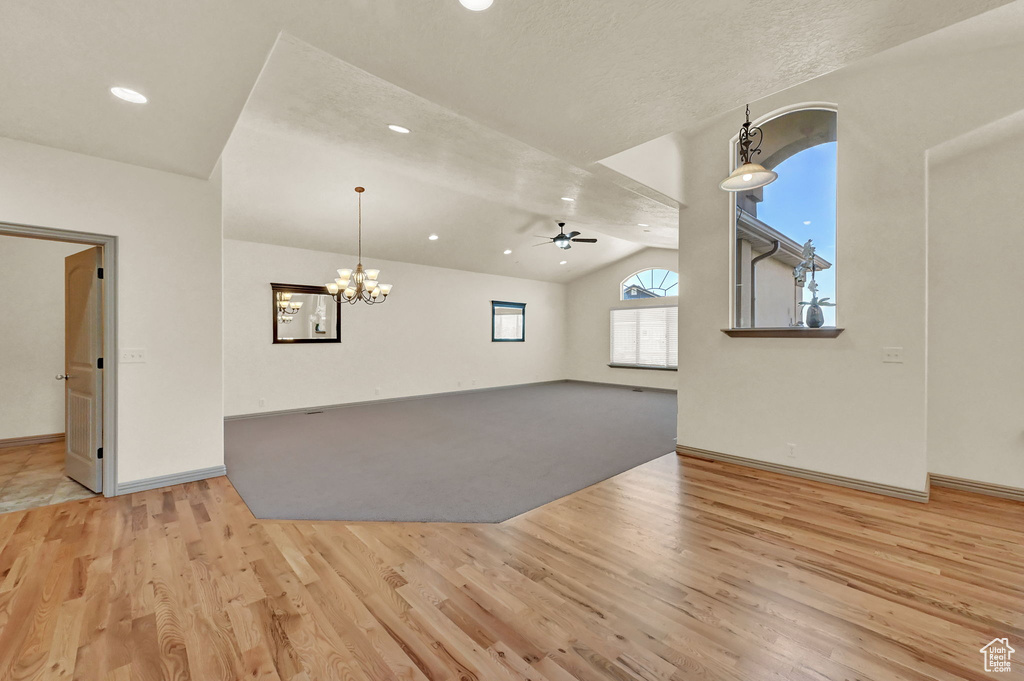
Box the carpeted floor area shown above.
[224,381,676,522]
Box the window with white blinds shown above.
[610,306,678,369]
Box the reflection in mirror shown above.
[272,283,341,343]
[492,301,526,342]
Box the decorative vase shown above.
[805,304,824,328]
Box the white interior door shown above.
[64,246,103,492]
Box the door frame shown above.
[0,221,118,496]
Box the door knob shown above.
[55,374,70,380]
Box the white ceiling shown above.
[0,1,1010,178]
[0,1,1014,281]
[223,35,671,283]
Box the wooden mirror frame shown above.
[271,283,341,344]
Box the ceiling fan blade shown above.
[532,241,552,247]
[567,231,581,239]
[571,238,598,243]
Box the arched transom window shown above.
[621,268,678,300]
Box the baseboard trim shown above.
[566,379,677,394]
[929,473,1024,502]
[677,445,930,503]
[225,379,673,421]
[0,432,65,449]
[116,465,227,495]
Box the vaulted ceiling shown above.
[1,0,1008,178]
[0,1,1013,279]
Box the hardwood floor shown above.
[0,440,95,514]
[0,453,1020,680]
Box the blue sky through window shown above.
[622,268,678,299]
[755,142,837,326]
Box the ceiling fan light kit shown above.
[537,222,598,250]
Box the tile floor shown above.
[0,439,97,513]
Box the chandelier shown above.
[276,291,303,314]
[720,105,778,192]
[326,187,392,305]
[276,291,302,323]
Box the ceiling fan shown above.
[535,222,598,250]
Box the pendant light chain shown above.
[719,104,778,192]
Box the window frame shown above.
[620,268,680,301]
[608,304,679,371]
[726,102,842,336]
[491,300,526,342]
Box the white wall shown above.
[0,138,223,485]
[566,248,679,391]
[223,239,567,415]
[0,236,85,440]
[676,29,1024,492]
[927,126,1024,490]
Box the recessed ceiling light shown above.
[638,223,649,227]
[110,87,147,104]
[388,124,411,134]
[503,249,512,255]
[561,197,575,202]
[559,260,567,265]
[428,234,439,241]
[803,220,811,225]
[459,0,493,10]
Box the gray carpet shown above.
[224,381,677,523]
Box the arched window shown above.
[621,268,678,300]
[732,106,837,329]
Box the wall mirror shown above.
[492,301,526,342]
[272,283,341,344]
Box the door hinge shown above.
[97,357,103,369]
[97,267,104,279]
[97,447,104,460]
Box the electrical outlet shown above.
[472,379,478,387]
[120,348,146,363]
[457,381,462,388]
[374,387,380,396]
[882,347,904,364]
[258,398,267,408]
[787,443,797,459]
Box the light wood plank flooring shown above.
[0,440,95,514]
[0,453,1021,680]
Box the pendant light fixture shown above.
[720,105,778,192]
[326,187,392,305]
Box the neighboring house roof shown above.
[737,208,833,270]
[623,285,658,298]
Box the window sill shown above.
[721,327,845,338]
[608,364,678,372]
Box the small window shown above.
[610,306,678,369]
[492,301,525,342]
[621,268,678,300]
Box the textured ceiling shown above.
[0,0,1011,178]
[222,36,673,283]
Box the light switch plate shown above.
[120,348,147,363]
[882,347,903,363]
